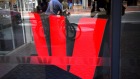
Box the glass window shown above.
[121,0,140,79]
[0,0,113,79]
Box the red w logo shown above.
[29,13,107,79]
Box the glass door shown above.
[0,0,128,79]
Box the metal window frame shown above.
[111,0,122,79]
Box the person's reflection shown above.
[105,0,110,15]
[105,0,126,16]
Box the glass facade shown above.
[0,0,140,79]
[0,0,35,54]
[121,0,140,79]
[0,0,23,53]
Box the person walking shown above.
[62,0,69,10]
[105,0,111,15]
[105,0,126,16]
[45,0,63,15]
[36,5,42,13]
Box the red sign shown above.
[29,13,107,79]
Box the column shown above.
[82,0,88,9]
[82,0,85,8]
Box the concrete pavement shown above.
[69,5,140,16]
